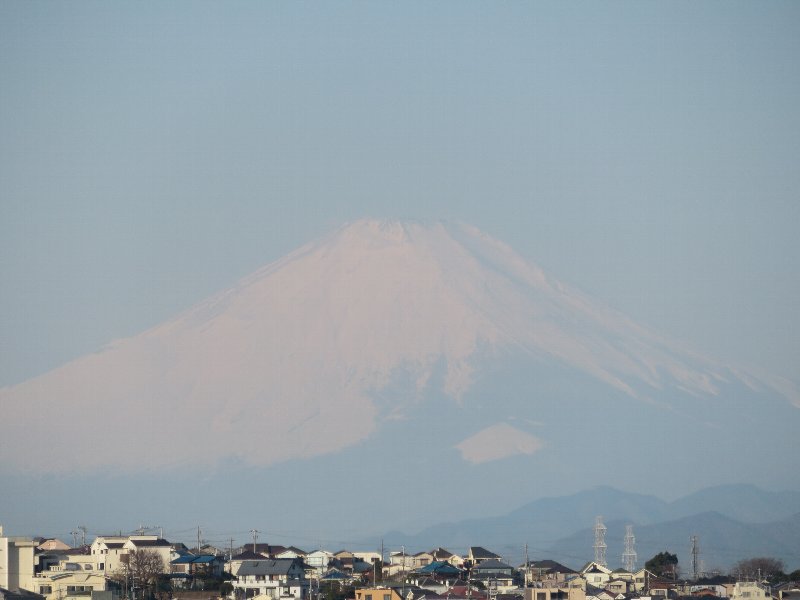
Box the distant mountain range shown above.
[375,484,800,571]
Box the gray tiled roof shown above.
[236,558,300,576]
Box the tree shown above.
[112,549,167,600]
[645,552,679,579]
[320,582,354,600]
[219,582,234,598]
[732,557,785,581]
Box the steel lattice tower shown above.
[691,535,700,580]
[622,524,637,572]
[594,516,608,567]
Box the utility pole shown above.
[401,546,406,599]
[622,525,637,572]
[593,516,607,567]
[380,539,384,583]
[250,529,260,553]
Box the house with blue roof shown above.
[170,553,225,584]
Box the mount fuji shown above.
[2,219,798,538]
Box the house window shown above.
[384,595,390,600]
[366,595,372,600]
[40,586,53,594]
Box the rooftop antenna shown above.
[134,524,161,537]
[593,516,607,567]
[622,525,637,572]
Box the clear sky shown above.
[1,1,799,388]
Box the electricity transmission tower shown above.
[594,516,608,567]
[622,525,637,572]
[690,535,701,579]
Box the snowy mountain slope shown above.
[1,219,797,473]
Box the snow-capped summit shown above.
[1,219,797,473]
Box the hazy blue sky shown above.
[2,1,799,388]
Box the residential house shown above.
[561,576,588,592]
[31,547,110,600]
[332,551,357,573]
[354,587,405,600]
[415,562,461,578]
[232,558,308,600]
[646,576,676,598]
[578,564,612,589]
[122,538,171,574]
[429,549,461,568]
[247,545,287,559]
[318,568,355,585]
[411,554,434,569]
[389,552,414,571]
[409,562,463,591]
[277,549,307,561]
[354,552,381,565]
[305,551,334,576]
[603,579,631,595]
[631,569,656,593]
[170,553,225,585]
[35,546,86,576]
[229,551,267,576]
[89,538,128,574]
[609,569,632,583]
[197,545,226,557]
[446,584,488,600]
[469,559,516,592]
[466,548,501,568]
[31,570,107,600]
[730,582,771,600]
[526,561,576,586]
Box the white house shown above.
[232,558,308,599]
[305,551,334,576]
[90,537,128,573]
[731,582,771,600]
[579,562,612,588]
